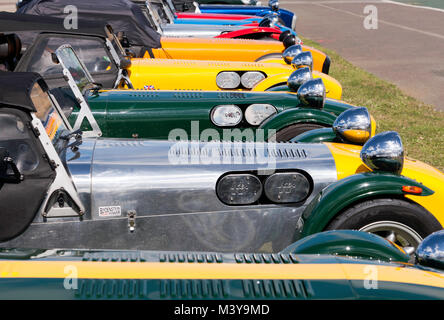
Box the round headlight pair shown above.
[217,171,311,205]
[216,71,265,90]
[211,104,277,127]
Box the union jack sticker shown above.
[144,85,155,90]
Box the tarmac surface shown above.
[0,0,15,12]
[281,0,444,112]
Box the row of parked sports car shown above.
[0,0,443,299]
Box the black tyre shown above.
[326,198,442,254]
[271,123,326,142]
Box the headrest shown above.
[0,34,22,62]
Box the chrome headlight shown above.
[216,72,241,90]
[360,131,404,175]
[416,230,444,270]
[283,44,303,65]
[245,104,277,126]
[283,34,297,49]
[287,67,312,92]
[211,105,242,127]
[241,71,266,89]
[333,107,372,145]
[297,78,326,109]
[292,51,313,70]
[259,14,279,28]
[269,0,279,12]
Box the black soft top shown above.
[0,12,106,37]
[0,12,108,48]
[0,71,46,111]
[16,0,161,48]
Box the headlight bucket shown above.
[332,107,373,145]
[360,131,404,175]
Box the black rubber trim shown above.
[322,55,331,74]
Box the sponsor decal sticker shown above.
[98,206,122,217]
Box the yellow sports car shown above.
[150,37,331,72]
[127,57,341,98]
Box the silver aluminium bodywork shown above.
[3,139,337,252]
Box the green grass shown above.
[303,37,444,171]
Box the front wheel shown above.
[325,198,442,254]
[271,123,326,142]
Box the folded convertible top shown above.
[16,0,162,48]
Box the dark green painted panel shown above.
[2,278,442,300]
[299,173,434,238]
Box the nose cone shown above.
[360,131,404,175]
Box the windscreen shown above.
[26,35,115,78]
[148,1,173,23]
[56,45,95,93]
[105,25,127,57]
[54,44,103,138]
[30,82,71,153]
